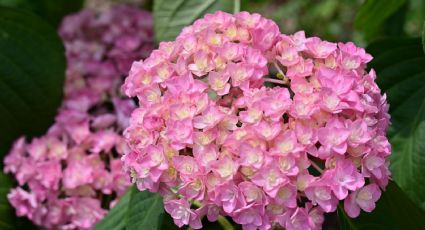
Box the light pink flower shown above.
[7,188,38,218]
[121,10,391,230]
[165,199,200,228]
[344,184,381,218]
[322,159,365,200]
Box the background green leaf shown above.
[94,186,164,230]
[355,0,408,39]
[0,7,65,158]
[422,20,425,53]
[0,172,14,230]
[366,38,425,209]
[0,0,84,27]
[337,181,425,229]
[153,0,234,43]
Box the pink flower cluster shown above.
[123,11,391,230]
[3,5,154,230]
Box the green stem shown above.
[234,0,240,14]
[218,216,235,230]
[310,160,324,173]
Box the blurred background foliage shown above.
[80,0,425,46]
[243,0,425,46]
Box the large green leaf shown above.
[367,39,423,74]
[94,188,132,230]
[127,186,164,230]
[355,0,407,39]
[0,0,84,27]
[94,186,164,230]
[367,38,425,209]
[153,0,234,43]
[338,181,425,229]
[0,7,65,157]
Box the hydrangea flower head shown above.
[123,11,390,230]
[3,5,154,229]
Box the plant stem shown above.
[234,0,240,14]
[310,160,324,173]
[218,216,235,230]
[263,77,288,85]
[273,61,284,76]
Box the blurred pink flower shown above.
[3,4,153,230]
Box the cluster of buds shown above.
[3,5,154,229]
[123,11,391,230]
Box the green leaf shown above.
[161,213,181,230]
[367,38,422,75]
[355,0,407,39]
[0,0,25,7]
[94,188,131,230]
[367,38,425,209]
[0,0,84,27]
[153,0,234,43]
[0,7,65,157]
[0,172,14,230]
[94,186,164,230]
[422,20,425,54]
[338,181,425,229]
[127,186,164,230]
[389,88,425,209]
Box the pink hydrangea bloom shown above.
[122,11,391,230]
[3,5,154,230]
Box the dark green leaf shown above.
[366,38,421,59]
[0,0,84,27]
[383,2,407,37]
[0,0,25,7]
[94,186,164,230]
[355,0,407,39]
[0,172,14,230]
[338,181,425,229]
[389,88,425,209]
[367,38,423,77]
[367,38,425,209]
[161,213,181,230]
[23,0,84,27]
[0,7,65,160]
[153,0,234,42]
[422,20,425,54]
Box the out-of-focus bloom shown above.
[3,5,154,230]
[122,11,391,230]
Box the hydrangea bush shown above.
[123,11,391,230]
[3,5,154,229]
